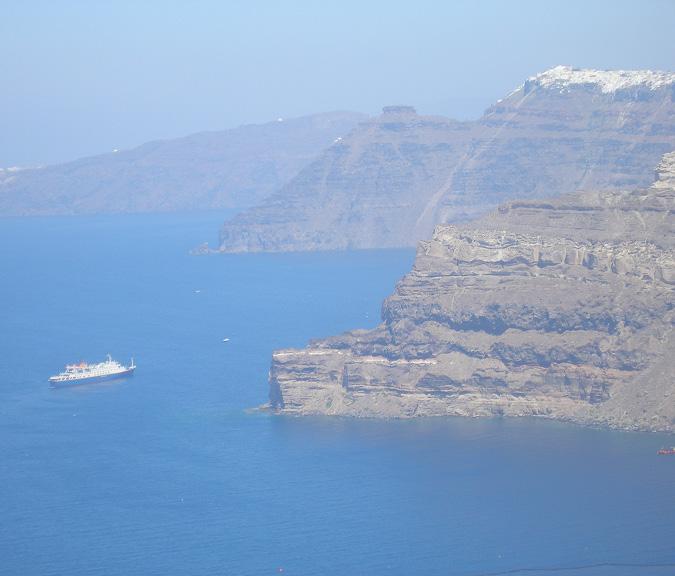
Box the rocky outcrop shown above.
[268,152,675,432]
[0,111,365,216]
[219,66,675,253]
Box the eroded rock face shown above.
[219,108,475,251]
[268,152,675,432]
[220,66,675,253]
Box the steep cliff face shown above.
[0,111,365,216]
[436,66,675,224]
[218,107,476,251]
[268,152,675,432]
[219,66,675,253]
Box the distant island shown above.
[269,151,675,433]
[0,111,366,216]
[218,66,675,253]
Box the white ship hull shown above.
[49,366,135,387]
[49,355,136,387]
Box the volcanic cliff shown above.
[268,151,675,432]
[219,66,675,252]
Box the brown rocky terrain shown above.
[0,111,365,215]
[268,152,675,432]
[219,66,675,252]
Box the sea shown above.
[1,212,674,576]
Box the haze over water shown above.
[1,214,674,575]
[4,1,675,167]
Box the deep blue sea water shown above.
[1,213,674,576]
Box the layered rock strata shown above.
[219,66,675,252]
[269,152,675,432]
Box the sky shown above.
[1,0,674,167]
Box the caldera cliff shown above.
[220,66,675,253]
[268,152,675,432]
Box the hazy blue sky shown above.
[2,0,674,166]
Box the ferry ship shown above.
[657,447,675,456]
[49,355,135,386]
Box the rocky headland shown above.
[268,152,675,432]
[219,66,675,252]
